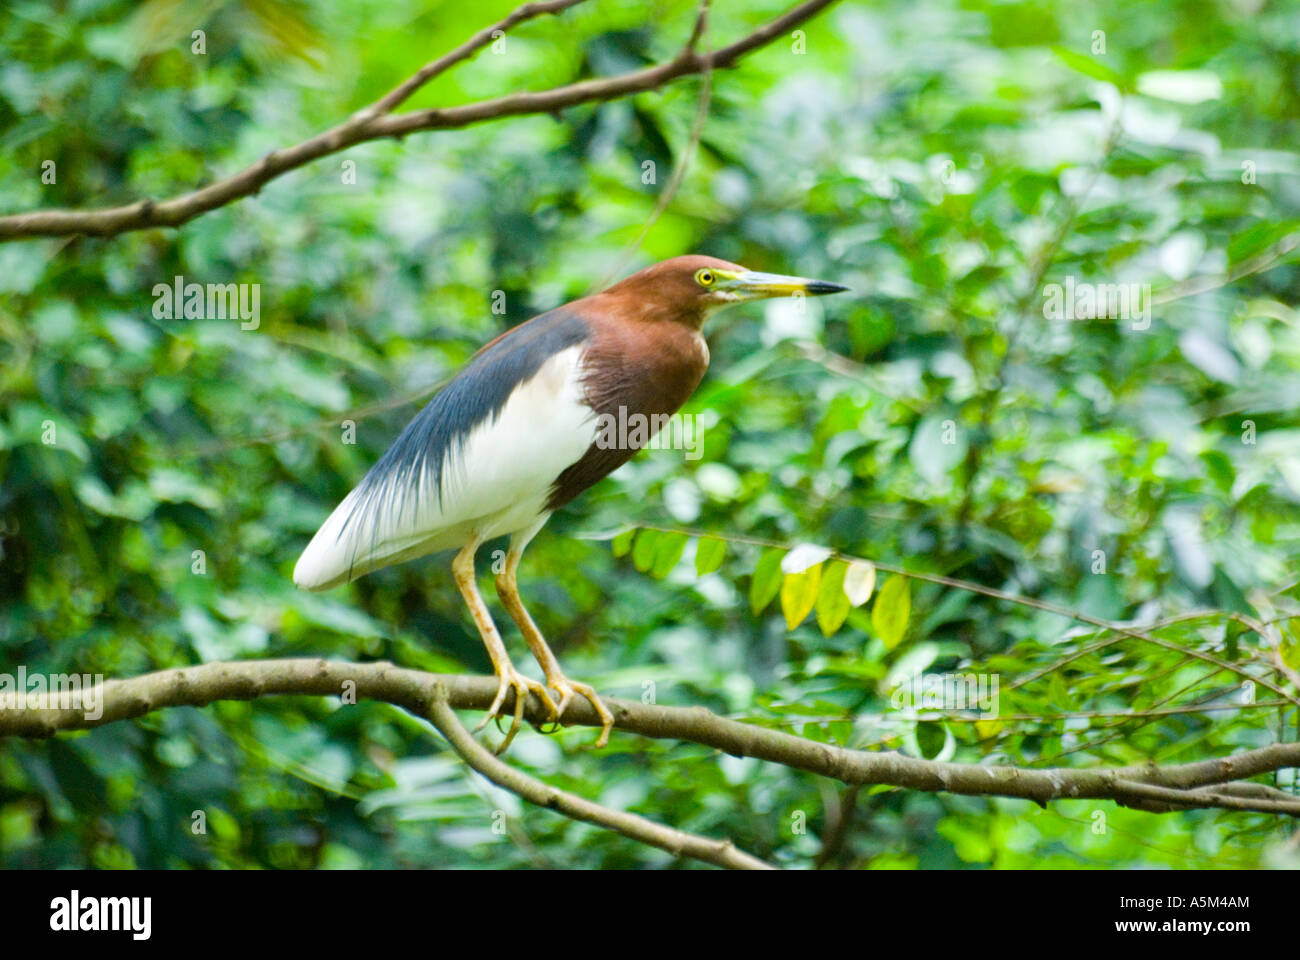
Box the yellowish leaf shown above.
[780,563,822,630]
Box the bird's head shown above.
[601,254,848,329]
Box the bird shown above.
[293,254,847,751]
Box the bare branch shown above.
[2,658,1297,818]
[372,0,592,115]
[813,783,861,869]
[426,690,773,869]
[0,0,838,243]
[683,0,712,52]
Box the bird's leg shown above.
[451,540,557,754]
[494,538,615,748]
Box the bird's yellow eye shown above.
[696,269,715,287]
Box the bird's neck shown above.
[589,292,705,331]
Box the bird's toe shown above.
[544,674,614,748]
[476,665,557,754]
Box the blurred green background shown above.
[2,0,1299,868]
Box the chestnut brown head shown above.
[599,254,848,329]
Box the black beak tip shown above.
[807,280,850,295]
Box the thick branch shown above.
[0,0,837,242]
[3,658,1297,817]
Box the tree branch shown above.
[371,0,592,115]
[425,690,772,869]
[813,783,861,869]
[0,0,837,243]
[3,658,1297,818]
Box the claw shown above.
[475,664,559,754]
[545,673,615,748]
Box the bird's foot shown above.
[475,664,558,755]
[544,673,615,749]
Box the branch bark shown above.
[3,658,1297,818]
[426,691,772,869]
[0,0,837,243]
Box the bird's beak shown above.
[721,270,849,301]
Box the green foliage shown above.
[749,548,785,615]
[2,0,1299,869]
[871,575,911,652]
[814,560,850,637]
[693,536,726,576]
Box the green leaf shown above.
[694,536,727,576]
[829,720,854,745]
[843,560,877,607]
[1224,620,1246,660]
[871,575,911,651]
[802,722,831,744]
[611,529,636,558]
[816,561,851,637]
[1212,567,1254,617]
[0,115,53,153]
[631,529,660,573]
[1199,450,1234,494]
[1226,220,1300,267]
[781,563,822,630]
[1051,45,1127,88]
[651,533,688,579]
[750,548,785,616]
[915,721,947,759]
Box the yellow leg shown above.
[494,536,615,748]
[452,539,557,754]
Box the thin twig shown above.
[1152,230,1300,306]
[372,0,591,115]
[814,783,861,868]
